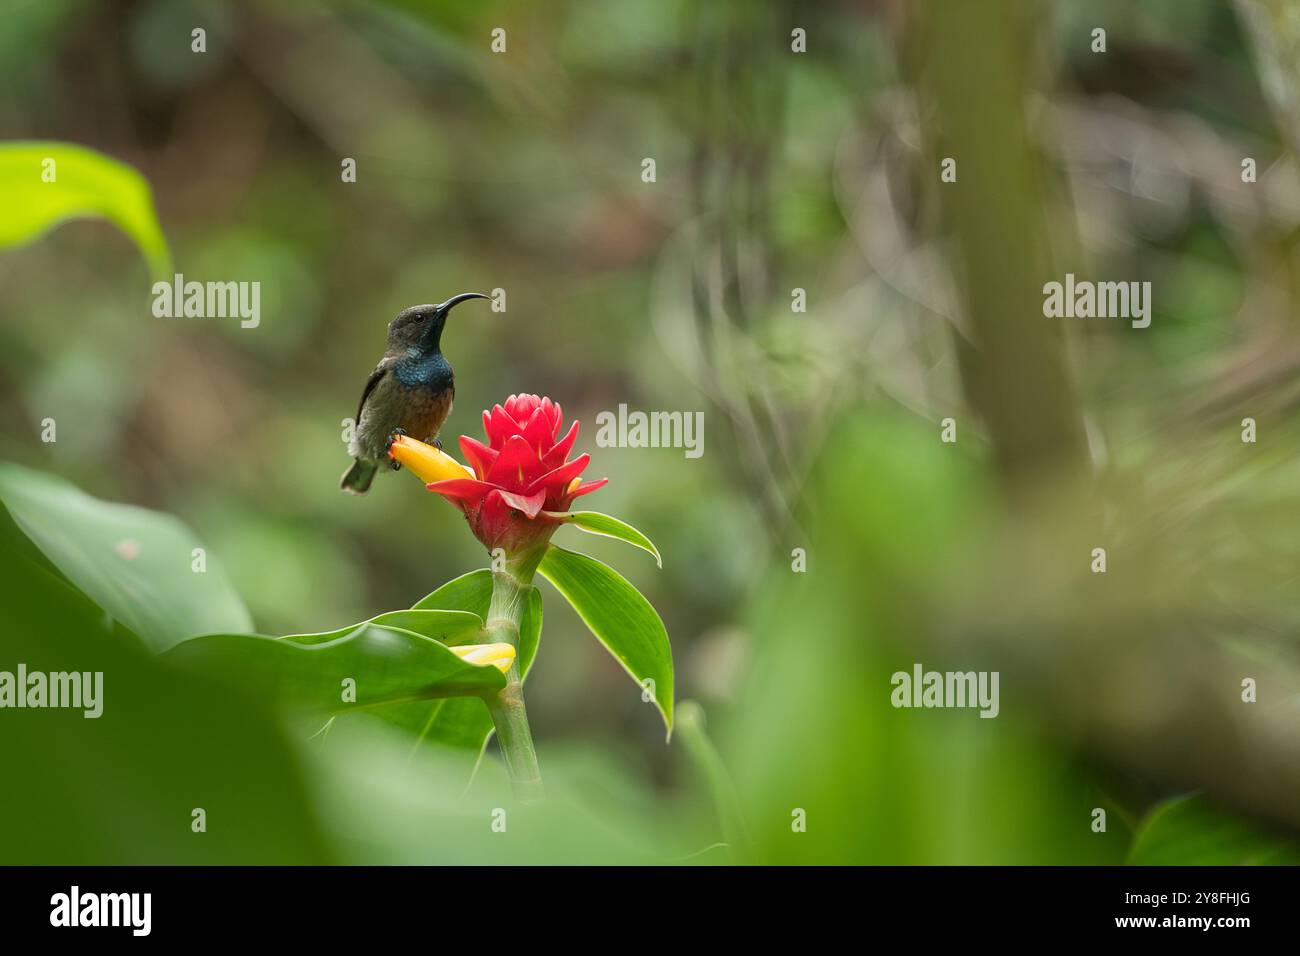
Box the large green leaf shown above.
[0,141,171,278]
[0,462,251,652]
[555,511,661,567]
[165,618,504,715]
[380,571,543,763]
[539,544,673,734]
[1127,793,1300,865]
[0,514,331,864]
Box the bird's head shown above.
[386,292,489,353]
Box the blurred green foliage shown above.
[3,0,1300,863]
[0,142,170,277]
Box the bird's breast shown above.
[394,386,451,437]
[393,350,453,391]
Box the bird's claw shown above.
[425,436,443,451]
[386,428,407,471]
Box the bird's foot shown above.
[425,436,443,451]
[386,428,407,470]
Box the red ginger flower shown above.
[390,394,607,557]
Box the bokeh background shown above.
[2,0,1300,863]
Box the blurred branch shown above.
[678,0,807,547]
[1236,0,1300,157]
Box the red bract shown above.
[428,394,607,556]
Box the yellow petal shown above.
[450,642,516,673]
[388,435,474,484]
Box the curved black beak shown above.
[436,292,490,315]
[421,292,488,349]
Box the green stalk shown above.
[482,551,544,803]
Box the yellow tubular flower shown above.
[450,642,516,673]
[388,435,475,484]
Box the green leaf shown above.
[284,609,485,648]
[0,462,251,652]
[382,571,543,762]
[0,141,171,278]
[413,568,492,617]
[518,585,542,677]
[555,511,662,567]
[165,620,505,715]
[676,701,751,858]
[539,544,673,734]
[412,570,541,674]
[1127,793,1300,865]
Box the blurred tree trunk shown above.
[905,0,1089,498]
[898,0,1300,833]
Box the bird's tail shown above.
[340,459,378,495]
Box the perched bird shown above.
[340,292,488,494]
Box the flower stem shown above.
[483,554,544,803]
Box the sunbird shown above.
[340,292,488,494]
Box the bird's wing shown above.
[355,359,392,424]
